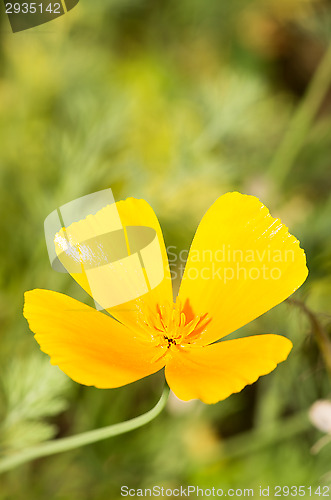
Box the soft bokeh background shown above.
[1,0,331,498]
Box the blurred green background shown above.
[1,0,331,498]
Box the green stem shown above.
[0,386,169,474]
[288,299,331,377]
[268,41,331,187]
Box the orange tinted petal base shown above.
[23,289,165,388]
[110,198,173,330]
[177,192,308,346]
[165,334,292,404]
[55,197,173,334]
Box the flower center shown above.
[137,300,209,355]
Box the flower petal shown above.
[54,197,173,333]
[23,289,165,388]
[177,192,308,346]
[165,334,292,404]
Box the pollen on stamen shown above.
[136,300,210,352]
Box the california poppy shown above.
[24,192,308,403]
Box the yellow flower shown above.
[23,192,308,404]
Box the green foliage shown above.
[0,354,71,451]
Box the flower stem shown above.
[268,41,331,187]
[288,299,331,377]
[0,386,170,474]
